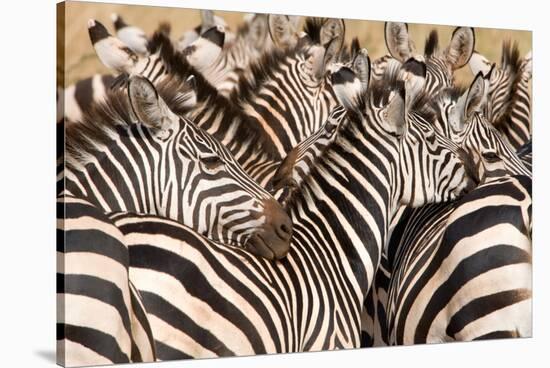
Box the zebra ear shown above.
[320,18,345,48]
[332,65,364,113]
[88,19,138,74]
[353,49,371,97]
[246,14,269,49]
[382,89,406,136]
[385,22,415,62]
[322,36,343,69]
[463,71,486,120]
[445,27,475,70]
[200,10,215,33]
[184,25,224,72]
[128,75,177,133]
[268,14,298,48]
[288,15,302,30]
[469,50,493,77]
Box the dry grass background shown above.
[58,1,532,87]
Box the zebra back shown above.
[57,195,155,365]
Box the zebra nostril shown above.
[277,222,292,241]
[281,223,290,234]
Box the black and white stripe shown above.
[100,56,475,358]
[362,71,531,346]
[63,74,292,260]
[57,195,156,366]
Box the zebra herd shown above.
[57,10,532,367]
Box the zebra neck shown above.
[235,52,336,157]
[286,117,400,296]
[189,95,281,183]
[504,71,531,149]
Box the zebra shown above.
[88,18,225,86]
[57,195,156,366]
[177,9,236,50]
[430,71,531,177]
[61,20,225,124]
[99,53,476,358]
[378,22,475,95]
[231,16,347,157]
[469,42,532,150]
[361,69,531,346]
[269,99,346,196]
[62,74,116,124]
[177,14,302,97]
[111,13,149,56]
[62,74,292,260]
[87,24,345,187]
[384,173,531,345]
[517,139,532,173]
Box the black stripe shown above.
[63,274,132,338]
[155,341,192,360]
[414,245,530,343]
[130,285,156,360]
[473,330,519,340]
[139,290,235,357]
[65,228,128,268]
[446,289,531,338]
[74,77,94,114]
[61,323,130,363]
[128,241,270,354]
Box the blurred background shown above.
[58,1,532,87]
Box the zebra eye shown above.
[425,131,437,144]
[326,123,337,134]
[201,155,224,171]
[482,151,500,163]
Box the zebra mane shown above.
[492,40,527,127]
[424,30,439,58]
[230,44,302,105]
[65,88,136,171]
[147,31,281,159]
[282,66,440,208]
[236,19,253,38]
[370,62,405,107]
[501,40,521,75]
[370,64,437,126]
[302,17,326,44]
[433,85,467,105]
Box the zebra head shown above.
[431,71,530,178]
[181,25,226,73]
[89,18,224,82]
[383,22,475,95]
[126,75,293,260]
[330,53,477,207]
[270,48,368,198]
[270,102,346,199]
[266,16,345,84]
[469,42,532,148]
[177,10,235,50]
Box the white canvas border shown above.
[0,0,545,367]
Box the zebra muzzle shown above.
[246,199,293,260]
